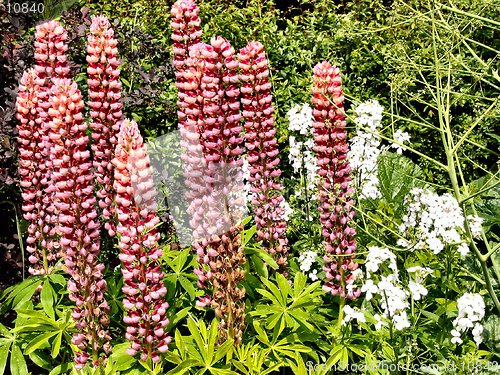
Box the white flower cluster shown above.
[287,104,318,193]
[288,103,314,135]
[451,293,485,346]
[361,246,411,331]
[398,188,467,255]
[349,100,385,199]
[278,198,293,222]
[298,250,320,281]
[466,215,484,238]
[407,266,433,301]
[391,129,411,154]
[342,305,366,325]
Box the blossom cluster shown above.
[349,100,411,199]
[398,188,469,256]
[18,20,71,275]
[311,61,360,299]
[298,250,320,281]
[451,293,485,345]
[391,129,411,154]
[362,247,410,331]
[348,100,384,200]
[287,104,318,193]
[113,119,170,362]
[48,78,111,368]
[87,15,123,236]
[239,41,289,269]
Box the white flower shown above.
[349,100,386,200]
[364,246,398,276]
[279,199,293,222]
[288,103,313,135]
[298,251,318,273]
[393,311,411,330]
[309,269,318,281]
[287,105,318,191]
[451,329,463,344]
[406,266,433,276]
[342,305,366,325]
[466,215,483,238]
[451,293,485,346]
[472,323,483,345]
[374,313,386,330]
[408,280,428,301]
[457,243,470,257]
[391,129,411,154]
[399,188,467,255]
[361,279,378,301]
[288,136,303,174]
[426,236,444,254]
[354,100,384,130]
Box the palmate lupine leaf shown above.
[251,272,323,336]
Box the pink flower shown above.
[171,0,202,72]
[238,41,288,269]
[184,38,246,345]
[48,78,111,367]
[311,62,360,300]
[113,119,170,360]
[87,15,123,236]
[16,69,51,275]
[21,21,71,274]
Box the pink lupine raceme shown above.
[87,15,123,236]
[187,38,246,345]
[21,21,70,274]
[171,0,202,71]
[48,78,111,369]
[113,119,170,362]
[16,69,51,275]
[239,41,289,269]
[311,62,360,300]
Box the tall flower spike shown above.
[188,38,246,345]
[33,20,70,272]
[311,62,360,300]
[171,0,202,71]
[239,41,289,269]
[87,15,123,236]
[48,78,111,369]
[113,119,170,363]
[16,69,50,275]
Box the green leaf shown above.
[421,310,440,323]
[175,329,186,359]
[24,331,58,355]
[0,340,11,375]
[187,316,206,362]
[166,359,199,375]
[378,152,423,209]
[483,314,500,354]
[179,276,196,300]
[49,362,72,375]
[251,255,268,278]
[41,281,55,320]
[276,273,291,303]
[51,331,62,358]
[28,350,52,370]
[10,344,28,375]
[207,318,218,364]
[214,340,234,363]
[9,278,41,310]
